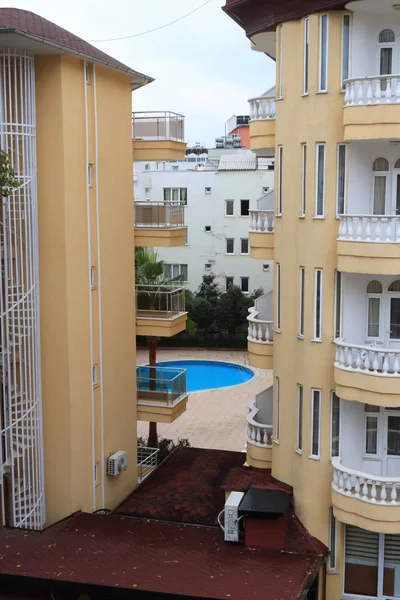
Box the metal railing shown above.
[132,111,185,142]
[136,366,187,406]
[136,285,186,318]
[134,202,185,229]
[137,446,159,483]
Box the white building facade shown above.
[134,153,274,294]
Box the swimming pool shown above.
[156,360,254,392]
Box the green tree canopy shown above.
[196,274,221,307]
[215,285,253,337]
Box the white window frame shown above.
[240,238,249,255]
[225,199,234,217]
[310,389,321,459]
[92,364,98,388]
[94,462,99,486]
[226,238,235,255]
[90,266,96,290]
[366,293,381,340]
[313,269,323,341]
[318,14,329,92]
[297,385,303,453]
[364,408,380,457]
[276,263,281,331]
[88,163,93,188]
[334,270,342,340]
[330,392,341,459]
[163,187,188,204]
[303,18,310,95]
[299,267,305,338]
[240,276,249,294]
[328,508,338,572]
[277,145,283,215]
[226,276,234,290]
[275,376,280,443]
[278,25,283,99]
[336,144,347,217]
[301,144,307,217]
[85,62,92,84]
[341,14,351,90]
[166,263,188,281]
[315,143,326,218]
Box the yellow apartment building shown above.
[0,8,187,532]
[225,0,400,598]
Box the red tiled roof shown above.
[115,447,245,525]
[0,8,152,84]
[223,0,348,38]
[221,466,293,494]
[0,512,324,600]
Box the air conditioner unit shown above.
[107,451,128,476]
[224,491,244,542]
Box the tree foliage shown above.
[0,151,19,198]
[196,274,221,307]
[215,285,253,337]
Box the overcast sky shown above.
[2,0,276,146]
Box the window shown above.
[299,267,305,337]
[336,144,347,216]
[205,225,212,232]
[92,364,98,387]
[226,277,234,290]
[205,263,212,271]
[240,277,249,293]
[367,280,382,338]
[328,508,337,572]
[315,144,326,217]
[341,15,350,89]
[379,29,395,85]
[172,165,179,171]
[319,15,329,92]
[90,266,96,290]
[225,199,234,217]
[240,238,249,255]
[331,392,340,458]
[303,18,309,95]
[277,146,283,214]
[276,263,281,330]
[165,264,188,280]
[334,271,342,339]
[345,526,379,597]
[373,157,389,215]
[226,238,234,254]
[275,377,280,442]
[297,385,303,452]
[278,25,283,98]
[85,63,92,84]
[301,144,307,216]
[88,163,93,187]
[205,187,212,194]
[163,188,187,205]
[94,462,99,486]
[314,269,323,340]
[145,163,150,170]
[365,404,380,455]
[240,200,250,216]
[310,389,321,458]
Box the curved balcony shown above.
[246,387,273,469]
[332,458,400,532]
[136,366,188,424]
[247,302,273,370]
[248,96,275,154]
[136,285,187,337]
[134,202,187,247]
[343,75,400,141]
[337,215,400,275]
[249,210,274,260]
[334,339,400,407]
[132,111,186,161]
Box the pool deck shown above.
[136,348,272,452]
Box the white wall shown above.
[134,161,274,294]
[341,400,383,476]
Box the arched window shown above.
[395,159,400,169]
[379,29,395,44]
[389,280,400,292]
[367,281,382,338]
[373,158,389,215]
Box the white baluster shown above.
[396,219,400,243]
[347,217,354,239]
[355,349,362,370]
[386,77,392,102]
[375,79,382,104]
[335,345,340,362]
[257,323,263,341]
[346,346,354,369]
[356,217,362,240]
[391,484,398,504]
[380,483,387,504]
[396,78,400,103]
[260,98,267,119]
[394,353,400,375]
[339,471,344,491]
[372,351,379,372]
[383,353,389,374]
[333,469,338,488]
[355,476,361,497]
[345,473,353,495]
[339,345,346,366]
[256,428,261,443]
[362,479,369,500]
[357,80,364,105]
[386,218,393,241]
[371,481,377,502]
[367,79,373,105]
[256,212,262,232]
[344,84,350,106]
[364,350,371,372]
[376,218,381,241]
[365,217,371,241]
[349,81,356,105]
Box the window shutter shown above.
[384,534,400,565]
[346,525,379,563]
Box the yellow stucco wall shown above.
[337,240,400,274]
[36,55,137,525]
[344,104,400,141]
[134,227,187,247]
[249,231,274,260]
[132,139,187,161]
[247,340,273,369]
[249,119,275,152]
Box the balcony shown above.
[134,202,187,247]
[136,285,187,337]
[136,366,188,424]
[334,339,400,407]
[343,75,400,141]
[246,387,273,469]
[248,96,275,154]
[132,111,186,161]
[249,209,274,260]
[338,215,400,275]
[247,292,273,370]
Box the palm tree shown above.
[135,247,184,447]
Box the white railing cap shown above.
[248,95,276,103]
[334,337,400,355]
[332,457,400,484]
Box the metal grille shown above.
[0,48,45,529]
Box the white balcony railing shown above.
[246,399,273,448]
[344,75,400,107]
[249,209,274,233]
[338,215,400,243]
[334,338,400,377]
[247,307,273,344]
[137,446,159,483]
[248,96,276,121]
[332,457,400,506]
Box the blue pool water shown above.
[156,360,254,392]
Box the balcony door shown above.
[393,160,400,216]
[379,29,396,89]
[386,281,400,349]
[384,412,400,477]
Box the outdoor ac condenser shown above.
[107,451,128,476]
[224,491,244,542]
